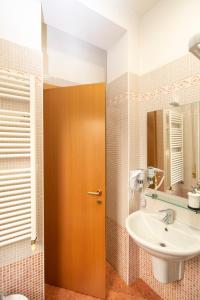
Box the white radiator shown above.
[0,69,36,247]
[168,111,184,187]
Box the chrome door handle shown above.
[88,190,102,196]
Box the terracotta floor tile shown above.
[106,263,139,297]
[106,264,152,299]
[106,291,145,300]
[45,284,99,300]
[45,263,161,300]
[132,279,161,300]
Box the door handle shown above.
[88,190,102,196]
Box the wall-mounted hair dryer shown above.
[129,167,165,192]
[147,167,165,190]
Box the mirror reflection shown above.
[147,102,200,198]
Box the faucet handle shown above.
[191,185,197,193]
[158,209,175,224]
[158,208,174,213]
[158,209,168,213]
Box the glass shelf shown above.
[144,190,200,213]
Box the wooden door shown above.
[44,83,105,299]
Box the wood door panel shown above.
[44,83,105,299]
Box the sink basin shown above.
[126,209,200,260]
[126,209,200,283]
[4,296,28,300]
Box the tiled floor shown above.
[45,263,161,300]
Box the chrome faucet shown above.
[159,209,175,224]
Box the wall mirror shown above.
[147,102,200,198]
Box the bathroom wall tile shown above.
[139,248,200,300]
[0,39,42,76]
[140,53,200,94]
[128,237,139,284]
[106,72,140,286]
[128,73,139,171]
[107,73,128,100]
[106,73,129,227]
[106,217,129,283]
[0,253,44,299]
[106,73,133,288]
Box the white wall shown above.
[77,0,140,82]
[140,0,200,74]
[43,26,107,85]
[42,0,126,51]
[0,0,41,50]
[128,13,140,75]
[77,0,134,29]
[107,12,139,83]
[79,0,200,76]
[107,33,128,83]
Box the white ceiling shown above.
[41,0,160,50]
[78,0,160,18]
[42,0,126,50]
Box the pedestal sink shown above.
[126,209,200,283]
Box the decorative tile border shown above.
[137,74,200,102]
[140,53,200,93]
[107,73,128,100]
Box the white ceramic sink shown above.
[4,296,28,300]
[126,209,200,283]
[126,209,200,260]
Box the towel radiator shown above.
[168,111,184,187]
[0,69,36,247]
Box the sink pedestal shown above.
[152,256,184,283]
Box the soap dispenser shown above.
[188,186,200,209]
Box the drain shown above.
[159,242,166,247]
